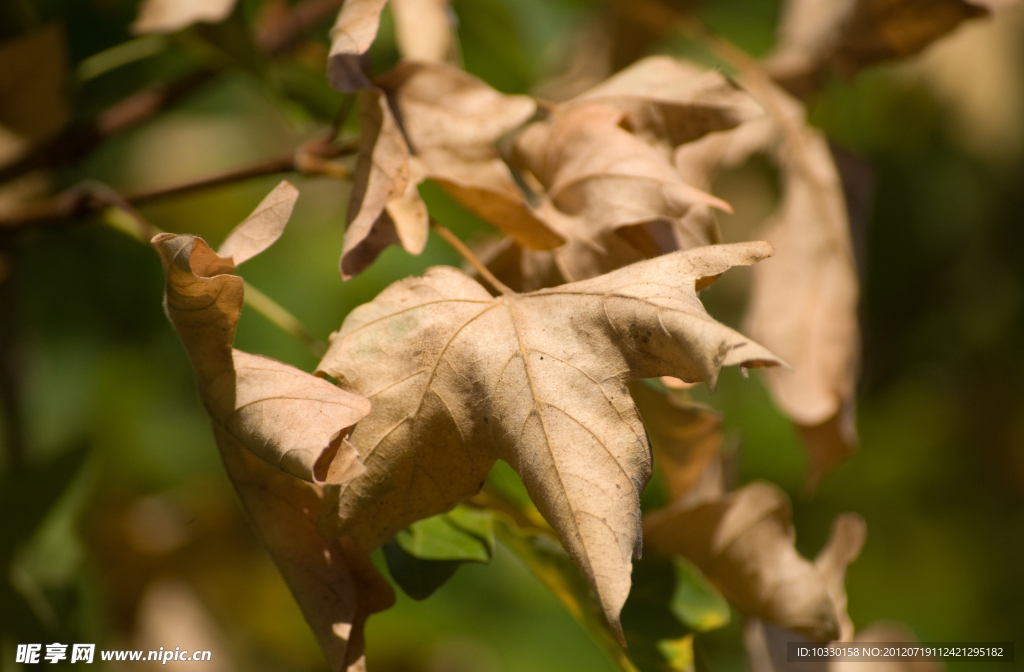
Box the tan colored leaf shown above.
[765,0,991,96]
[815,514,867,642]
[152,186,387,670]
[219,180,300,265]
[327,0,390,91]
[317,242,784,639]
[629,381,723,503]
[566,56,764,152]
[132,0,237,34]
[494,103,729,290]
[340,89,428,279]
[674,79,860,489]
[391,0,456,63]
[644,482,863,642]
[376,61,564,251]
[217,429,393,671]
[0,25,71,142]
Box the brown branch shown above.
[430,220,514,296]
[0,139,356,232]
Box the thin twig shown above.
[242,281,327,357]
[92,188,328,359]
[430,220,514,296]
[0,139,356,231]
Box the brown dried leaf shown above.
[0,25,71,142]
[498,103,729,290]
[219,181,299,265]
[391,0,456,63]
[152,185,387,670]
[674,80,860,489]
[566,56,764,152]
[317,242,784,640]
[132,0,237,34]
[327,0,390,91]
[217,431,393,671]
[766,0,993,96]
[629,381,723,503]
[376,61,564,251]
[644,482,863,642]
[340,89,427,279]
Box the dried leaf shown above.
[132,0,238,34]
[391,0,456,63]
[0,25,71,142]
[327,0,390,91]
[566,56,764,152]
[766,0,992,96]
[496,103,729,290]
[644,482,862,642]
[317,242,784,639]
[629,382,723,503]
[674,80,860,489]
[152,185,388,670]
[219,181,300,265]
[218,431,394,671]
[341,89,428,279]
[376,61,564,251]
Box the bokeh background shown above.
[1,1,1022,671]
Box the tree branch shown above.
[430,221,515,296]
[0,139,356,231]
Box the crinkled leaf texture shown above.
[644,481,865,643]
[317,241,783,640]
[152,182,392,671]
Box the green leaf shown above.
[671,557,730,633]
[383,505,495,600]
[620,553,728,672]
[394,505,494,562]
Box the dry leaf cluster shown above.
[133,0,1015,669]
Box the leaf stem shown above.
[241,282,328,357]
[93,189,327,359]
[430,220,514,296]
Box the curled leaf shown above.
[766,0,992,96]
[219,180,300,265]
[132,0,238,34]
[376,60,564,251]
[566,56,764,152]
[153,184,386,670]
[629,381,724,503]
[341,89,427,279]
[644,482,863,642]
[327,0,390,91]
[317,242,783,639]
[496,103,729,290]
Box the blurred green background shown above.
[1,0,1022,671]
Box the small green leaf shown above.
[393,505,494,562]
[384,505,495,600]
[671,557,730,633]
[382,542,462,601]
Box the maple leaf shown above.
[152,182,391,670]
[629,381,724,503]
[644,481,865,642]
[316,241,784,640]
[675,77,860,489]
[339,61,564,279]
